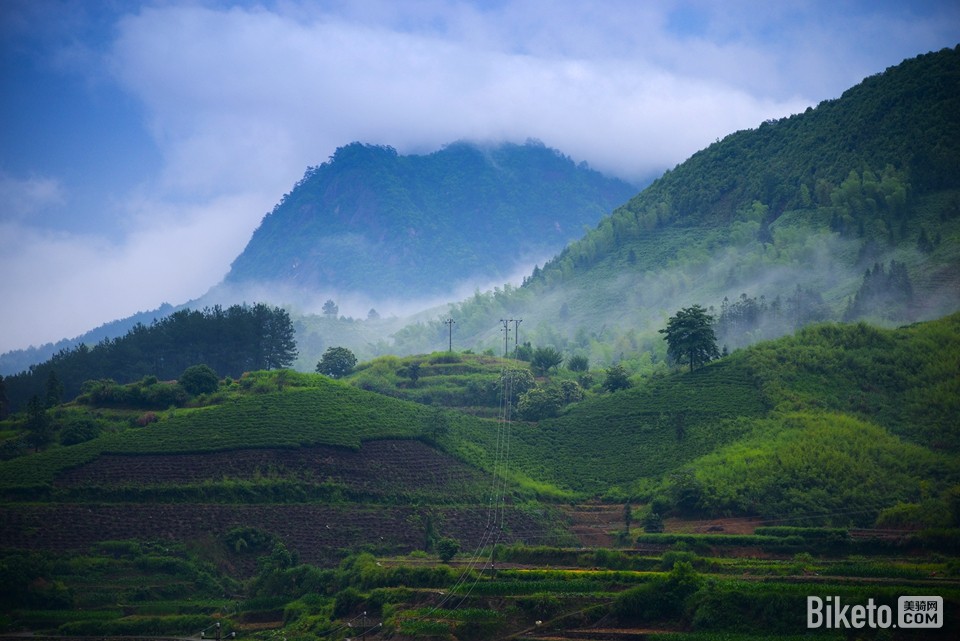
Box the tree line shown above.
[2,303,297,413]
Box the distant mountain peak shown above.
[223,140,638,300]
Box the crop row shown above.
[0,386,443,488]
[51,440,489,501]
[0,502,550,568]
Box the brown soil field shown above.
[53,439,489,500]
[0,439,554,571]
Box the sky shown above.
[1,0,959,354]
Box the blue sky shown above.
[1,0,959,353]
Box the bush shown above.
[59,417,101,445]
[436,537,460,563]
[614,561,702,623]
[179,365,220,396]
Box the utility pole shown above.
[499,319,510,358]
[443,318,455,352]
[511,319,522,351]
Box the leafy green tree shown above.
[530,346,563,376]
[436,537,460,563]
[517,386,564,420]
[567,354,589,372]
[178,364,219,395]
[0,375,9,420]
[558,379,584,404]
[316,346,357,378]
[659,305,720,372]
[45,371,63,408]
[403,361,422,387]
[257,304,299,370]
[24,395,53,452]
[603,364,631,392]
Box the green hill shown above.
[392,47,960,364]
[2,314,958,638]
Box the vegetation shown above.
[224,139,637,298]
[315,346,357,379]
[2,304,297,413]
[0,48,958,641]
[660,305,720,372]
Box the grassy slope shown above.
[1,314,957,518]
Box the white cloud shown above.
[0,172,66,220]
[107,3,812,188]
[0,190,272,352]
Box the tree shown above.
[316,346,357,378]
[603,364,631,392]
[24,395,53,452]
[530,346,563,376]
[567,354,589,372]
[0,375,10,420]
[178,364,219,395]
[517,386,564,420]
[436,537,460,563]
[402,361,422,387]
[322,299,339,318]
[659,305,720,373]
[45,370,63,408]
[258,304,299,370]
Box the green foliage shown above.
[677,411,957,523]
[178,364,219,396]
[517,385,564,421]
[602,364,631,392]
[58,415,102,446]
[530,346,564,375]
[660,305,720,372]
[435,537,460,563]
[614,561,703,623]
[4,303,297,413]
[315,346,357,379]
[566,354,589,372]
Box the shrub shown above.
[59,417,101,445]
[178,365,220,396]
[436,537,460,563]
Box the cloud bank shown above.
[2,0,959,353]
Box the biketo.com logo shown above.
[807,595,943,629]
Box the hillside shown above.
[1,315,958,638]
[392,46,960,363]
[223,139,637,301]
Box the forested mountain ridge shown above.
[223,140,638,299]
[392,46,960,362]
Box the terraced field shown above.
[0,438,555,573]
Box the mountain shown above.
[223,139,638,301]
[0,141,636,375]
[392,46,960,360]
